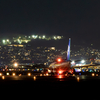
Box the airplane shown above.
[47,38,74,75]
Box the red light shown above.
[58,70,63,74]
[57,58,61,62]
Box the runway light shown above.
[46,73,49,76]
[6,72,9,75]
[44,74,46,76]
[28,73,31,76]
[81,60,85,63]
[77,77,80,82]
[65,74,67,76]
[2,76,5,80]
[57,58,62,62]
[0,73,2,76]
[12,73,16,76]
[92,73,95,76]
[73,74,75,76]
[96,74,98,76]
[33,76,36,81]
[14,62,18,67]
[19,74,22,76]
[40,74,42,76]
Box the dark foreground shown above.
[1,74,100,89]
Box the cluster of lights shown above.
[2,35,63,45]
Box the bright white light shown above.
[2,40,5,43]
[43,35,45,38]
[71,61,75,64]
[54,36,57,39]
[6,73,9,75]
[32,35,35,38]
[81,60,85,63]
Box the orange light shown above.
[2,76,5,80]
[28,73,31,76]
[12,73,16,76]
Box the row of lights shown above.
[0,72,50,77]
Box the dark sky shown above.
[0,0,100,47]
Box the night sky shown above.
[0,0,100,47]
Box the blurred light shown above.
[7,39,9,42]
[19,74,22,76]
[0,73,2,76]
[71,61,75,64]
[46,73,48,76]
[92,73,95,76]
[2,76,5,80]
[40,74,42,76]
[96,74,98,76]
[81,60,85,63]
[65,74,67,76]
[6,72,9,75]
[73,74,75,76]
[12,73,16,76]
[57,58,62,62]
[43,35,45,38]
[28,73,31,76]
[48,69,51,73]
[33,76,36,81]
[14,62,18,67]
[77,77,80,82]
[57,75,63,78]
[58,70,63,74]
[25,40,28,43]
[2,40,5,43]
[44,74,46,76]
